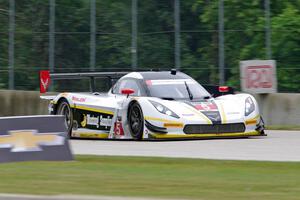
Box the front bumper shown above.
[148,130,266,139]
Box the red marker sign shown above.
[39,70,51,93]
[240,60,277,94]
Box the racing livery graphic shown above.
[40,70,265,140]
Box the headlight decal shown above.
[149,100,180,119]
[245,97,255,116]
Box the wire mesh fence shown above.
[0,0,299,92]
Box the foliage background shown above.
[0,0,299,92]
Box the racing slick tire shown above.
[56,100,73,138]
[256,116,265,135]
[128,102,144,140]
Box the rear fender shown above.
[51,93,75,114]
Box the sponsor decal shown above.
[227,112,240,115]
[114,116,124,136]
[100,115,112,127]
[72,96,86,102]
[190,101,221,123]
[81,114,87,127]
[0,130,64,152]
[114,122,124,136]
[193,102,218,111]
[80,114,112,129]
[182,113,195,116]
[87,114,99,128]
[0,115,73,163]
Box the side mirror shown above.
[218,86,229,93]
[121,88,135,96]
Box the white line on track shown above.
[71,130,300,162]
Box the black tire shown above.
[56,100,73,137]
[128,102,144,140]
[256,116,265,135]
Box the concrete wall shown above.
[254,93,300,126]
[0,90,48,116]
[0,90,299,126]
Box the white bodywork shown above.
[46,72,264,140]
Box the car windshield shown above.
[146,79,211,100]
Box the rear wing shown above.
[39,70,129,94]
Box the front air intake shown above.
[183,123,245,134]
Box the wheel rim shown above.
[59,103,72,130]
[129,104,143,137]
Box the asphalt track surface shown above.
[71,130,300,162]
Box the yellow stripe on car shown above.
[150,131,261,139]
[246,115,260,125]
[163,123,184,128]
[72,131,109,139]
[72,105,114,115]
[144,116,180,123]
[218,103,227,124]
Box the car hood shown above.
[149,97,244,124]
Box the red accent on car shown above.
[145,80,152,86]
[121,88,135,95]
[39,70,51,93]
[194,103,218,111]
[72,96,86,102]
[219,86,229,93]
[114,122,124,136]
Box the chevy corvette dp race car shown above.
[40,70,265,140]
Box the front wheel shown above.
[128,102,144,140]
[256,116,265,135]
[57,100,73,137]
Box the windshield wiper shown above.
[184,81,193,100]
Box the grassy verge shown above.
[0,156,300,200]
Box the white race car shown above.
[41,70,265,140]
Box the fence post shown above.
[48,0,55,90]
[265,0,271,59]
[131,0,137,70]
[174,0,181,70]
[8,0,15,90]
[218,0,225,85]
[90,0,96,72]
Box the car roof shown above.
[123,71,192,80]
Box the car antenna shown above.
[170,69,177,75]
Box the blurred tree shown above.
[95,0,131,70]
[0,0,9,88]
[272,5,300,92]
[0,0,299,92]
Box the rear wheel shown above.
[57,100,73,137]
[128,102,144,140]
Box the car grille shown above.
[183,123,245,134]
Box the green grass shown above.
[0,156,300,200]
